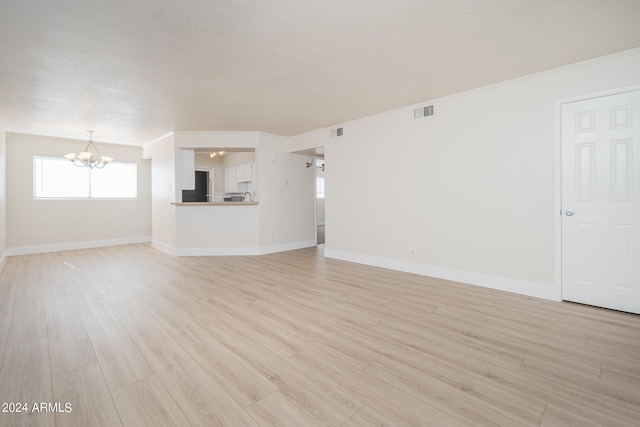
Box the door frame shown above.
[554,84,640,302]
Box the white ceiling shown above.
[1,0,640,146]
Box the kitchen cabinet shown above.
[236,162,254,182]
[224,165,237,192]
[224,162,254,192]
[181,149,195,190]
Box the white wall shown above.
[222,151,255,167]
[6,133,151,254]
[150,133,177,254]
[257,133,316,251]
[290,48,640,300]
[0,125,6,271]
[151,131,315,255]
[175,205,260,255]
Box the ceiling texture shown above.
[1,0,640,146]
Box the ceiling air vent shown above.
[331,127,344,138]
[414,105,434,119]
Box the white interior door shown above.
[561,90,640,314]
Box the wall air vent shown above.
[414,105,434,119]
[331,127,344,138]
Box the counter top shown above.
[172,202,259,206]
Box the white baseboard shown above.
[6,236,152,256]
[175,246,261,256]
[260,239,317,255]
[151,240,176,256]
[324,248,561,301]
[172,240,317,257]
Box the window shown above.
[34,157,137,199]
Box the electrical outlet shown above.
[410,248,416,256]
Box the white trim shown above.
[173,239,317,257]
[555,97,564,302]
[0,251,6,274]
[151,240,176,256]
[554,85,640,303]
[175,246,260,256]
[325,248,560,301]
[6,236,151,256]
[555,85,640,106]
[260,239,316,255]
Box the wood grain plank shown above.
[5,293,47,346]
[205,315,364,425]
[0,338,55,427]
[163,320,278,408]
[0,309,11,368]
[48,332,97,376]
[341,405,401,427]
[80,309,154,391]
[367,358,538,426]
[601,363,640,388]
[373,348,546,425]
[540,402,631,427]
[292,345,460,426]
[0,244,638,426]
[245,391,327,427]
[111,375,191,427]
[135,328,259,427]
[52,362,122,427]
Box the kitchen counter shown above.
[172,200,260,255]
[172,201,259,206]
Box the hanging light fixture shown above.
[64,130,113,168]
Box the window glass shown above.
[33,157,137,199]
[34,157,89,198]
[90,162,137,198]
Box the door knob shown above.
[565,210,574,216]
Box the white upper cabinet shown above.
[225,162,254,192]
[224,165,237,192]
[236,162,254,182]
[181,149,195,190]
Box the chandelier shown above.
[64,130,113,168]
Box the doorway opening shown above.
[316,158,325,245]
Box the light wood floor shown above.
[0,244,639,426]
